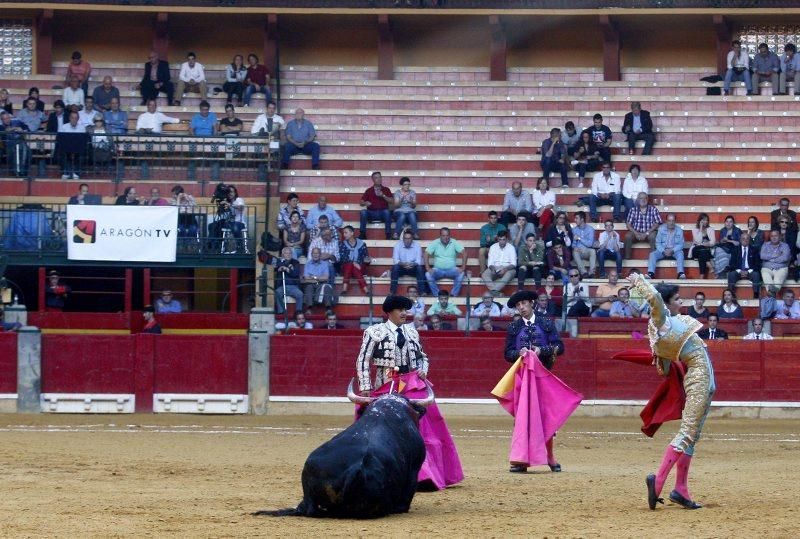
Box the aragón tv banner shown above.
[67,205,178,262]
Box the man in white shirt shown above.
[77,96,100,129]
[251,101,285,138]
[743,318,773,340]
[135,99,181,134]
[621,163,648,217]
[471,294,502,318]
[597,219,624,278]
[723,39,752,95]
[481,230,517,296]
[58,110,87,179]
[174,52,207,105]
[589,162,622,223]
[63,76,85,109]
[565,270,592,317]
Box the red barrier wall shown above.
[270,335,800,402]
[41,335,136,394]
[0,333,17,393]
[29,312,249,332]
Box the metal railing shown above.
[0,1,772,8]
[1,132,279,185]
[0,202,257,261]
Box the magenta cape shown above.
[365,372,464,490]
[491,352,583,467]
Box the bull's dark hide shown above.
[255,395,426,519]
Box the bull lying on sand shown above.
[255,379,433,518]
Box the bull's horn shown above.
[408,381,435,407]
[346,378,374,405]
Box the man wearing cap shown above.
[503,289,565,473]
[142,305,162,334]
[45,271,71,311]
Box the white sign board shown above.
[67,205,178,262]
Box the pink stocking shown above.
[546,437,557,466]
[674,453,693,499]
[654,445,681,496]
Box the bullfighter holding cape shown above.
[356,295,464,490]
[492,290,583,473]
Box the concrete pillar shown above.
[600,15,621,82]
[17,326,41,413]
[35,10,54,75]
[489,15,507,82]
[377,14,394,81]
[248,307,275,415]
[4,303,27,327]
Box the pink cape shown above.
[362,372,464,490]
[492,352,583,467]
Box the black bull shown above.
[255,391,431,518]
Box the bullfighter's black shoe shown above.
[646,474,664,510]
[669,490,703,509]
[509,464,528,473]
[548,463,562,472]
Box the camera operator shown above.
[45,270,71,311]
[208,183,247,252]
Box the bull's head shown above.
[346,378,435,407]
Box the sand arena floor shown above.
[0,413,797,538]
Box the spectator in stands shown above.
[743,318,772,340]
[752,42,780,94]
[624,192,661,260]
[687,212,716,279]
[621,101,655,156]
[714,215,741,277]
[427,290,462,317]
[288,312,314,330]
[308,227,339,285]
[746,215,764,251]
[138,51,174,106]
[479,316,498,332]
[27,88,45,112]
[63,76,85,110]
[571,211,597,278]
[429,314,450,331]
[717,288,743,320]
[324,311,342,330]
[547,238,572,280]
[359,171,393,240]
[517,232,545,289]
[564,269,591,317]
[301,247,334,312]
[46,100,67,133]
[597,219,623,278]
[532,177,555,232]
[282,108,321,170]
[509,214,536,249]
[45,270,71,311]
[770,198,797,232]
[592,270,624,318]
[390,229,426,295]
[540,128,568,187]
[544,211,573,252]
[425,227,465,296]
[589,162,622,223]
[224,54,247,106]
[277,193,305,231]
[92,76,119,113]
[393,177,418,240]
[189,100,217,137]
[648,213,686,280]
[65,51,91,93]
[723,40,752,96]
[306,196,343,230]
[251,101,284,138]
[482,230,516,297]
[17,98,46,132]
[115,186,140,206]
[697,314,727,340]
[68,183,100,205]
[765,289,800,320]
[103,98,128,135]
[77,96,99,129]
[174,52,207,106]
[89,117,114,168]
[688,291,710,319]
[57,110,85,179]
[142,305,162,334]
[136,100,181,134]
[534,292,557,317]
[0,88,12,114]
[339,225,371,295]
[760,229,791,292]
[282,211,307,259]
[0,111,30,177]
[472,294,502,318]
[273,247,303,316]
[501,181,533,226]
[621,164,648,217]
[570,130,601,185]
[155,290,182,314]
[221,185,247,251]
[171,185,198,240]
[406,285,426,317]
[779,43,800,95]
[479,210,506,273]
[582,113,612,163]
[144,187,169,206]
[561,121,580,151]
[243,53,271,107]
[776,217,797,259]
[610,288,642,318]
[726,232,761,299]
[412,313,428,331]
[219,104,243,135]
[538,272,563,315]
